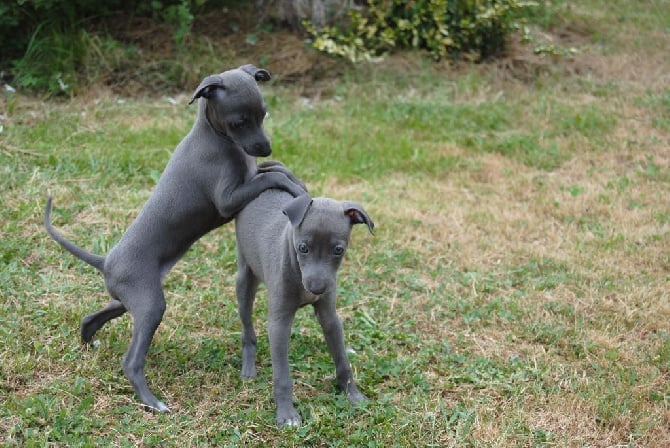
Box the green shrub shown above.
[0,0,210,95]
[306,0,538,62]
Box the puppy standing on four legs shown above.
[234,190,374,426]
[44,64,306,413]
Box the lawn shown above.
[1,1,669,446]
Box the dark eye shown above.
[333,245,345,256]
[230,119,247,129]
[298,243,309,254]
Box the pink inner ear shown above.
[347,210,358,221]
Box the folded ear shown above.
[282,193,313,227]
[342,202,375,234]
[238,64,272,82]
[189,75,224,105]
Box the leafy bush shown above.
[0,0,210,94]
[306,0,539,62]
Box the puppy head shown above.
[189,65,272,157]
[283,194,374,295]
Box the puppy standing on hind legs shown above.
[44,64,306,413]
[235,190,374,426]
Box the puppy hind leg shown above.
[81,299,127,343]
[236,265,259,379]
[122,287,169,413]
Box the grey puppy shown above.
[235,190,374,426]
[44,64,305,413]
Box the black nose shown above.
[250,142,271,157]
[305,278,327,296]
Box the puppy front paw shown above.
[339,378,367,404]
[240,364,257,379]
[347,387,367,404]
[276,406,302,428]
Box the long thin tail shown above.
[45,195,106,272]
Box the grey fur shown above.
[44,65,306,413]
[234,190,374,426]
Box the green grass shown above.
[2,1,670,446]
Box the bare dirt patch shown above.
[78,5,614,98]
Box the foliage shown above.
[306,0,539,62]
[0,0,211,95]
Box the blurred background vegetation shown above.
[0,0,560,96]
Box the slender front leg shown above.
[257,161,308,192]
[313,295,367,403]
[217,172,305,218]
[267,303,300,427]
